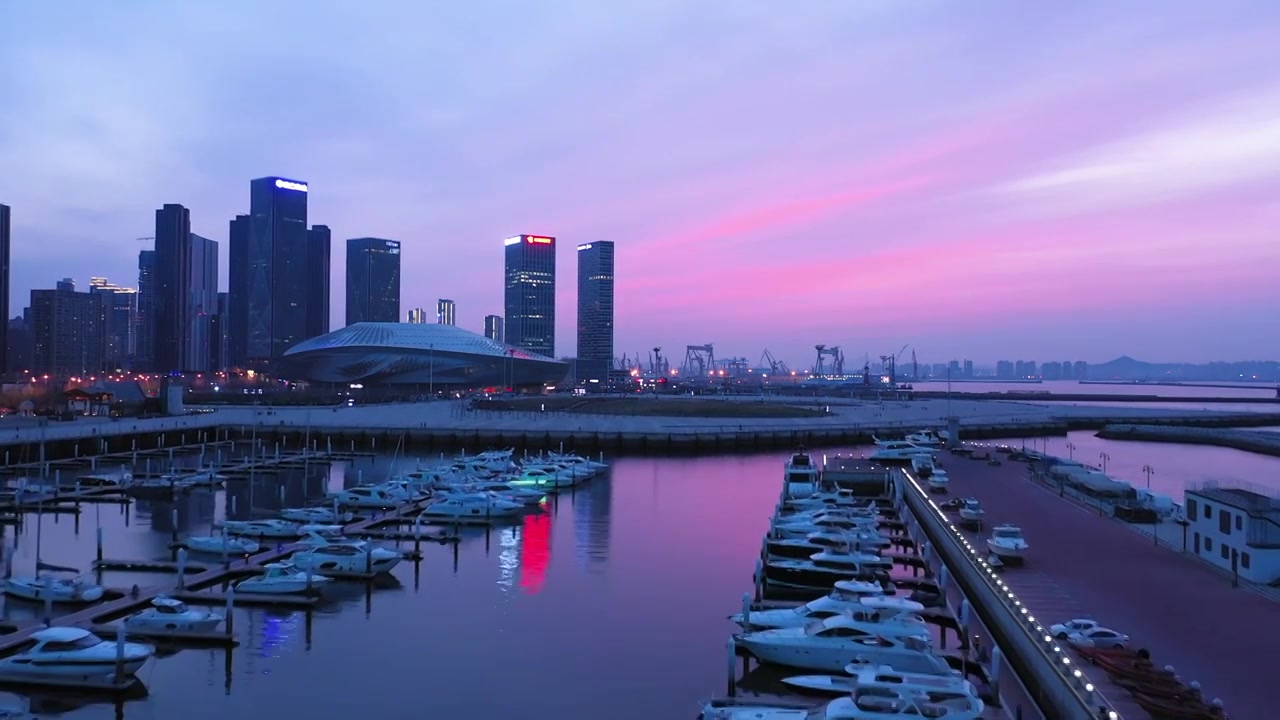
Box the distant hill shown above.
[1088,357,1279,382]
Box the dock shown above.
[168,590,320,609]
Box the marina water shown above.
[2,432,1278,718]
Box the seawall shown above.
[1096,424,1280,458]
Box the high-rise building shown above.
[345,238,400,325]
[30,281,108,375]
[575,241,614,382]
[88,278,138,370]
[227,214,250,368]
[153,204,192,373]
[136,250,156,370]
[436,298,456,326]
[503,234,556,357]
[406,308,428,324]
[306,225,331,339]
[6,314,31,373]
[995,360,1014,379]
[1073,360,1089,380]
[962,359,974,378]
[248,177,309,366]
[0,203,9,376]
[484,314,504,342]
[211,292,229,371]
[188,233,219,372]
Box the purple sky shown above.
[2,1,1278,367]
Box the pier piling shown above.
[726,636,737,696]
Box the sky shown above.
[2,0,1279,368]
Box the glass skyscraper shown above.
[247,177,309,366]
[227,214,250,368]
[188,233,219,372]
[484,314,504,343]
[345,238,401,325]
[306,225,331,339]
[0,203,9,375]
[136,249,155,370]
[576,241,614,382]
[436,298,456,325]
[504,234,556,357]
[153,203,191,373]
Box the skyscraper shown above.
[305,225,331,339]
[88,277,138,370]
[503,234,556,357]
[30,281,108,375]
[576,241,614,382]
[188,233,219,372]
[136,250,156,370]
[406,308,428,324]
[0,203,9,376]
[484,314,504,343]
[153,204,192,373]
[248,177,309,366]
[227,214,250,368]
[437,298,456,325]
[211,292,229,371]
[345,238,400,325]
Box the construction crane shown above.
[136,236,154,243]
[682,344,716,377]
[815,345,844,376]
[760,349,788,375]
[911,349,919,381]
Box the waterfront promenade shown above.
[1,397,1276,452]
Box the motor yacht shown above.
[444,481,546,506]
[4,573,105,604]
[508,467,574,490]
[280,507,355,524]
[380,480,431,502]
[184,535,260,555]
[290,544,402,576]
[869,442,935,464]
[785,448,821,485]
[235,563,331,594]
[735,617,939,673]
[77,467,134,487]
[124,596,223,633]
[926,470,949,494]
[218,519,301,539]
[733,592,922,631]
[703,684,982,719]
[958,499,984,525]
[782,662,976,698]
[328,485,407,509]
[765,551,893,590]
[910,455,935,477]
[773,512,879,538]
[0,627,153,678]
[460,449,517,473]
[987,524,1028,562]
[904,430,946,447]
[767,530,891,560]
[785,491,875,511]
[419,493,524,522]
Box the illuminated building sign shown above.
[577,244,592,251]
[525,236,553,245]
[503,236,522,246]
[274,179,308,192]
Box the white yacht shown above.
[290,544,401,576]
[733,593,922,631]
[0,627,152,678]
[784,449,821,487]
[218,519,301,539]
[702,686,982,719]
[767,530,891,560]
[443,481,546,506]
[926,470,950,493]
[910,454,936,477]
[786,491,874,511]
[328,486,406,509]
[546,451,608,472]
[958,499,985,524]
[987,524,1028,561]
[735,617,940,672]
[124,596,224,633]
[235,563,331,594]
[904,430,946,447]
[782,662,976,697]
[280,507,354,524]
[184,535,260,555]
[462,449,517,473]
[418,493,524,521]
[3,573,105,604]
[774,511,878,538]
[869,442,935,464]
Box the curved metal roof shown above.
[284,322,556,362]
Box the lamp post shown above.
[429,344,434,398]
[1142,464,1154,489]
[1066,442,1076,460]
[1099,452,1110,474]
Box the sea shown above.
[2,385,1280,718]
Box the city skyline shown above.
[2,2,1280,363]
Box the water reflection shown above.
[518,512,551,594]
[496,526,519,593]
[573,475,612,566]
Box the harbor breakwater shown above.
[1097,424,1280,458]
[3,399,1280,461]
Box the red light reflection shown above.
[518,512,552,594]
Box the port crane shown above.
[760,349,789,375]
[814,345,844,376]
[682,344,716,377]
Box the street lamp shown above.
[1142,464,1154,489]
[1099,452,1110,474]
[1066,442,1076,460]
[429,344,434,398]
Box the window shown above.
[1242,552,1251,569]
[1186,498,1197,519]
[1204,503,1212,519]
[1220,510,1232,535]
[1194,532,1200,553]
[1236,515,1243,531]
[1221,544,1229,560]
[1205,537,1213,551]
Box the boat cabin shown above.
[27,627,104,652]
[1186,483,1280,584]
[149,597,191,614]
[990,525,1024,542]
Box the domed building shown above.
[279,323,568,388]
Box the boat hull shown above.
[764,562,888,591]
[3,580,104,604]
[738,639,891,672]
[235,577,328,594]
[185,537,259,555]
[125,615,223,633]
